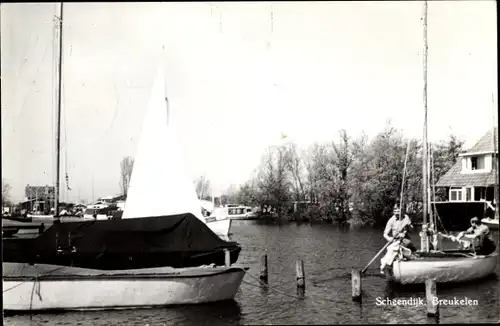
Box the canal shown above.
[4,220,499,325]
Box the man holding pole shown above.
[379,204,416,274]
[383,204,417,252]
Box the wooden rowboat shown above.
[384,251,498,284]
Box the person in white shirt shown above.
[383,204,416,252]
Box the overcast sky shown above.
[1,1,497,203]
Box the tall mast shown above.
[422,0,429,229]
[493,93,499,220]
[54,2,64,220]
[428,144,434,228]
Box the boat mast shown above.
[422,0,429,229]
[54,2,64,220]
[492,93,499,220]
[428,144,433,229]
[420,0,432,252]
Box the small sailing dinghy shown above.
[381,1,498,285]
[2,4,247,311]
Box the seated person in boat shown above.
[383,204,417,252]
[453,217,496,255]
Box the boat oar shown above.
[361,238,396,274]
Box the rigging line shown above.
[431,157,450,235]
[431,145,449,235]
[94,83,120,145]
[63,54,70,194]
[400,140,411,214]
[52,7,59,191]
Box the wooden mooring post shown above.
[224,249,231,267]
[260,254,268,282]
[425,279,439,316]
[351,269,362,302]
[295,260,305,290]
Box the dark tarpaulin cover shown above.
[433,202,486,231]
[2,213,241,270]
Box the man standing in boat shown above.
[383,204,417,252]
[453,217,496,255]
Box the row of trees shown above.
[225,123,464,226]
[115,123,464,227]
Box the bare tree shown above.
[331,129,353,223]
[284,141,307,202]
[120,156,134,196]
[195,175,212,200]
[255,144,292,217]
[2,179,12,206]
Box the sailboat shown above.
[382,1,498,285]
[119,61,232,236]
[3,3,247,311]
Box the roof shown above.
[435,160,497,187]
[460,129,498,156]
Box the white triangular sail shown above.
[122,66,204,221]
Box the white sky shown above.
[1,1,497,203]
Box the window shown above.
[471,157,478,170]
[450,187,463,202]
[470,156,485,170]
[465,187,472,201]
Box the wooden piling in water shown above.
[295,260,305,289]
[260,254,268,282]
[425,279,438,316]
[351,269,362,302]
[224,249,231,267]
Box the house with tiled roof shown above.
[436,129,498,203]
[433,129,498,230]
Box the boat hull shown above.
[389,252,498,284]
[481,218,499,230]
[207,218,232,236]
[229,214,258,221]
[3,262,247,311]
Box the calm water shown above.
[4,221,500,325]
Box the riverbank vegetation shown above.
[224,123,464,227]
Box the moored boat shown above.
[2,7,247,311]
[225,204,258,220]
[381,0,498,285]
[385,251,498,284]
[3,213,245,311]
[3,262,247,311]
